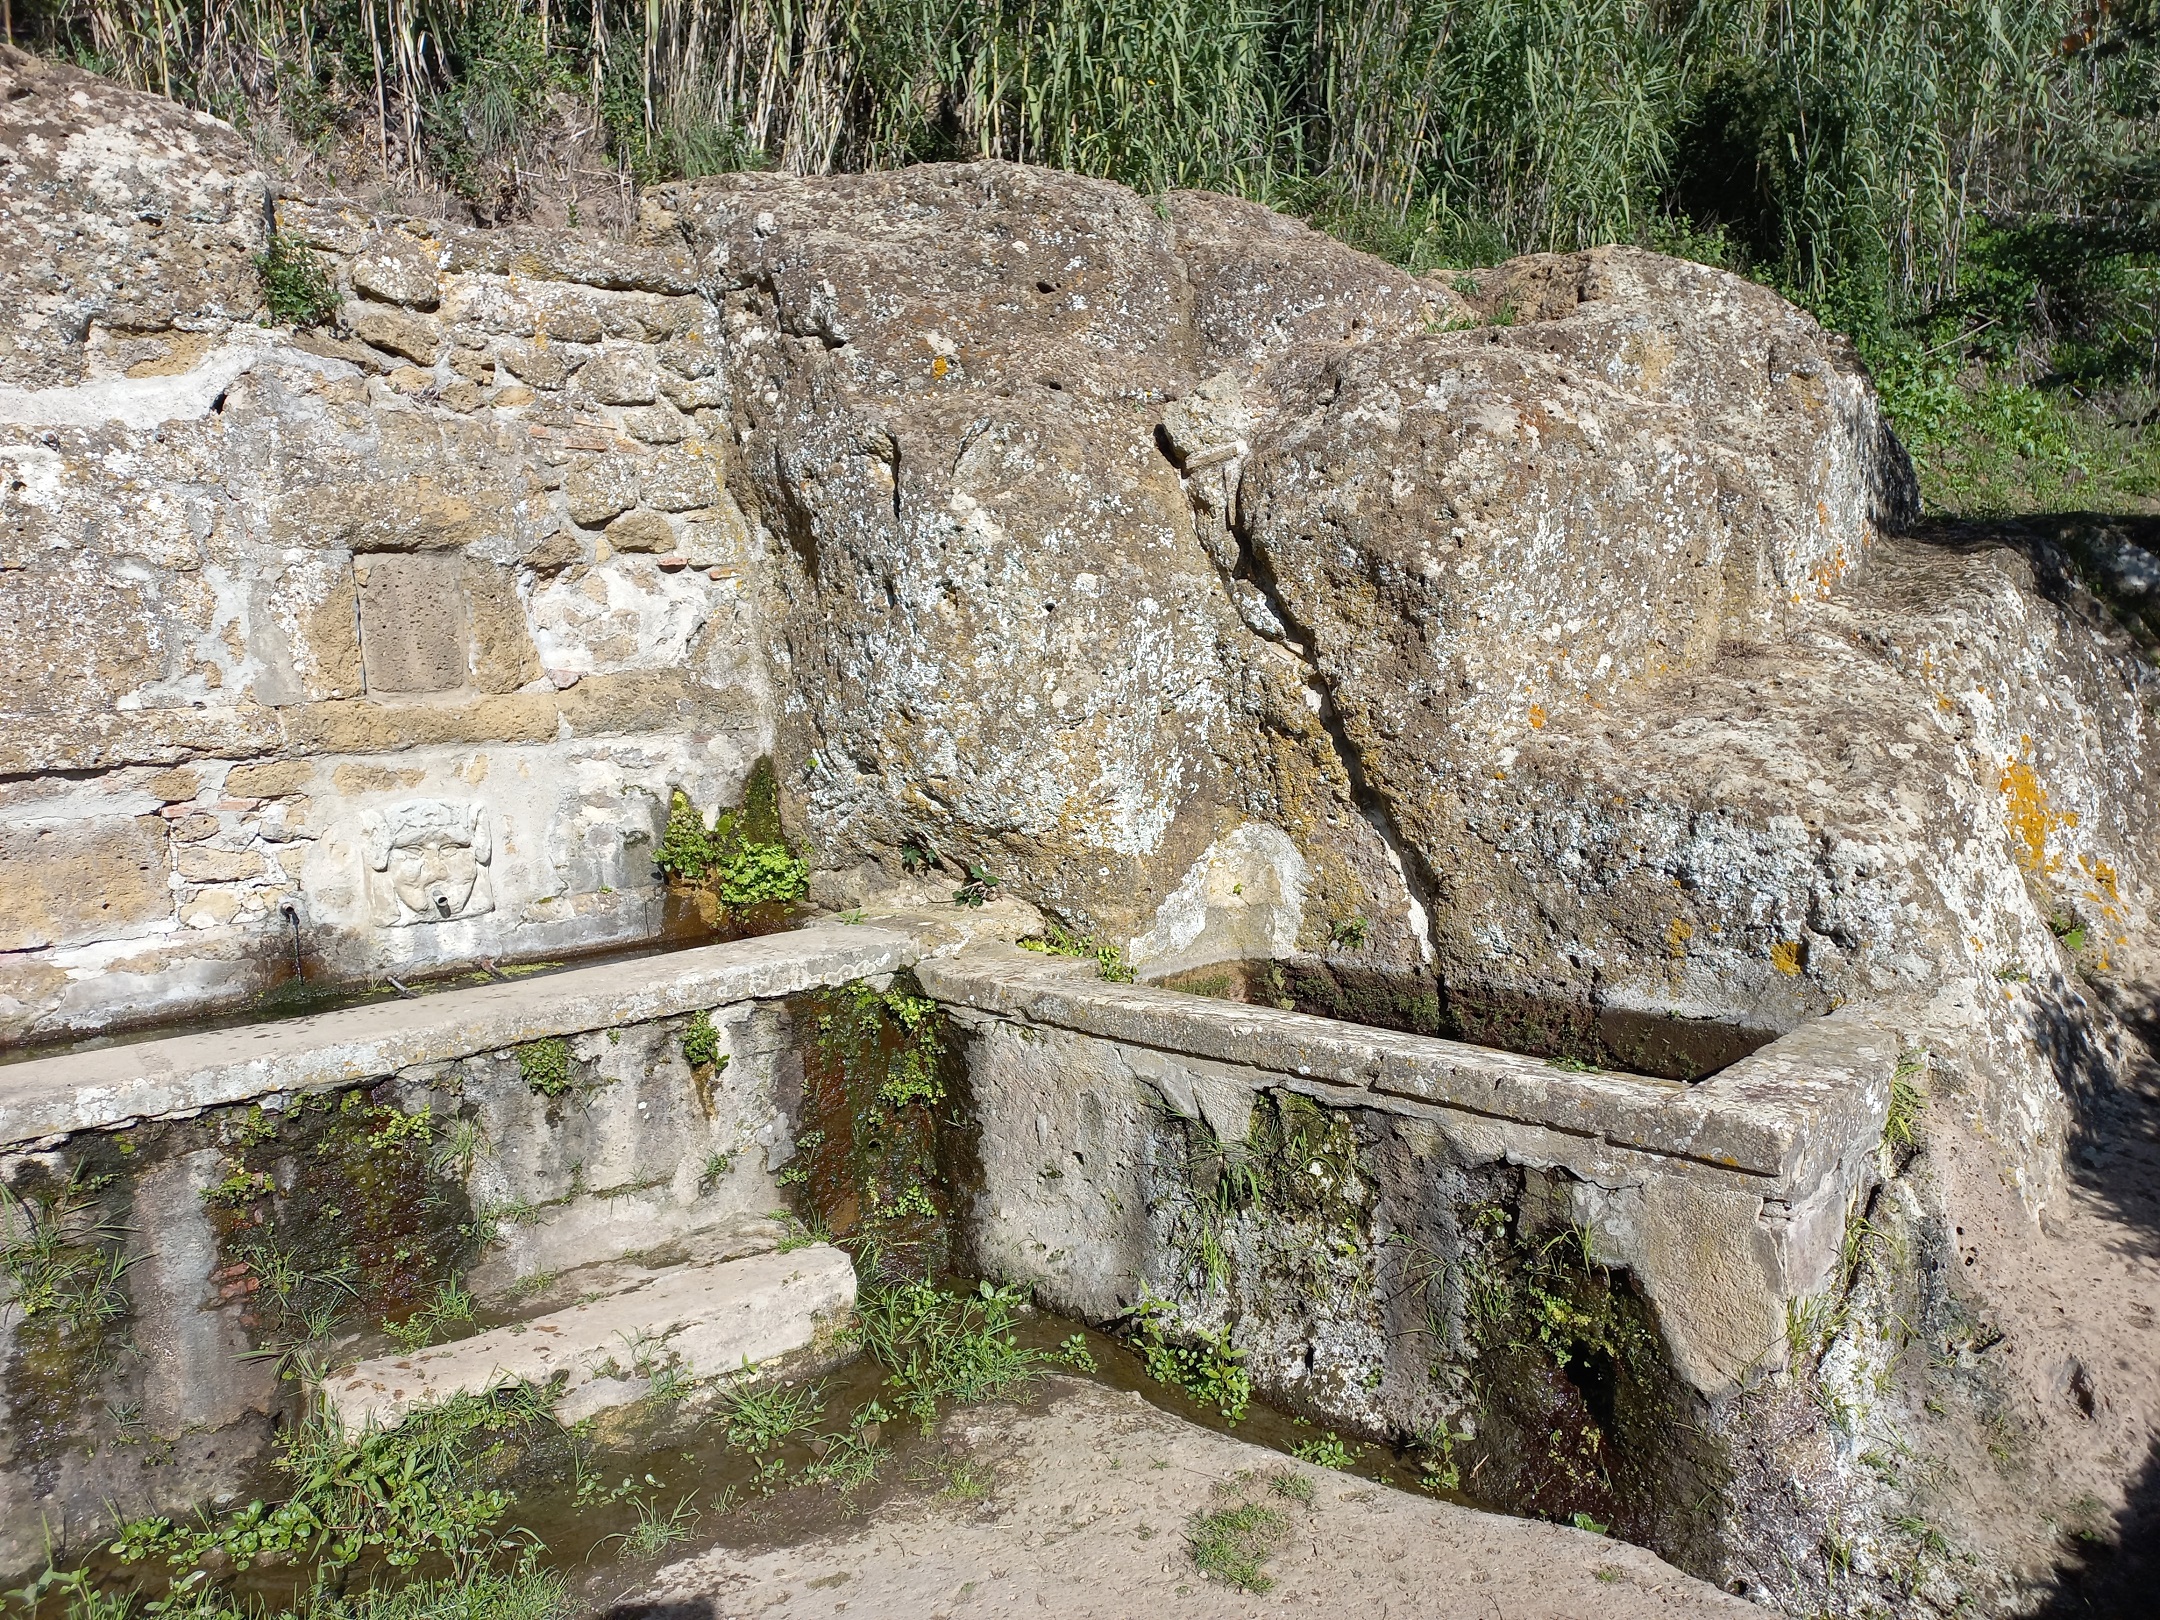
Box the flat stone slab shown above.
[0,925,917,1148]
[631,1377,1765,1618]
[319,1243,857,1433]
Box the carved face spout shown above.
[360,799,495,927]
[387,835,481,921]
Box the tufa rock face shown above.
[1,58,2154,1237]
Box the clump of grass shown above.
[0,1167,136,1334]
[719,1375,826,1453]
[1187,1494,1290,1594]
[1884,1050,1928,1159]
[857,1277,1046,1428]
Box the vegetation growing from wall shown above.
[790,976,969,1280]
[0,1160,138,1467]
[16,1,2159,520]
[655,759,809,922]
[1444,1199,1726,1569]
[200,1090,480,1366]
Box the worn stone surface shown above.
[320,1243,856,1433]
[634,1379,1758,1619]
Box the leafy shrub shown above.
[255,233,338,327]
[1128,1298,1252,1421]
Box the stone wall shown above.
[1,48,773,1044]
[0,924,907,1575]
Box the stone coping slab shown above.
[0,925,918,1149]
[916,946,1899,1190]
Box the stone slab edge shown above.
[917,947,1902,1187]
[0,925,917,1148]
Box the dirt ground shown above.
[621,1378,1761,1620]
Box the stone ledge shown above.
[0,924,918,1148]
[915,945,1898,1191]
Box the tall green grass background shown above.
[12,0,2160,512]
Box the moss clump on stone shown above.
[792,975,966,1279]
[681,1010,723,1070]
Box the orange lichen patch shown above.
[1666,917,1694,957]
[2077,853,2122,909]
[931,355,950,378]
[1808,541,1854,599]
[1770,940,1804,976]
[1528,704,1547,730]
[1998,738,2078,875]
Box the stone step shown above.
[318,1243,857,1433]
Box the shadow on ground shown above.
[2033,968,2160,1617]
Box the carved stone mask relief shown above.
[360,799,494,926]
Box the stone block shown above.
[577,351,657,406]
[564,455,640,527]
[173,844,263,882]
[348,307,444,365]
[350,231,442,310]
[494,341,567,390]
[605,509,677,553]
[0,815,169,950]
[224,760,313,798]
[319,1245,857,1433]
[357,553,467,695]
[641,448,724,512]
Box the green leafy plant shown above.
[111,1384,559,1576]
[856,1278,1046,1428]
[654,763,808,909]
[1328,916,1370,950]
[1021,919,1135,982]
[952,864,1000,907]
[1292,1433,1354,1469]
[719,1375,827,1453]
[680,1010,723,1069]
[516,1038,574,1098]
[1127,1298,1252,1421]
[255,232,337,327]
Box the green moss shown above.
[792,975,965,1278]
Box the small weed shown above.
[517,1039,575,1099]
[1328,915,1370,950]
[382,1277,477,1352]
[1022,920,1134,982]
[681,1011,724,1070]
[601,1492,700,1559]
[1267,1468,1315,1505]
[256,232,338,327]
[1572,1511,1610,1535]
[1885,1050,1928,1158]
[1291,1433,1354,1469]
[938,1456,996,1502]
[720,1375,826,1453]
[1127,1299,1252,1421]
[953,864,1000,907]
[1051,1332,1099,1372]
[1187,1497,1289,1593]
[1544,1055,1599,1073]
[430,1117,484,1178]
[0,1167,136,1334]
[801,1429,887,1493]
[202,1166,276,1209]
[697,1152,734,1195]
[1595,1567,1623,1583]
